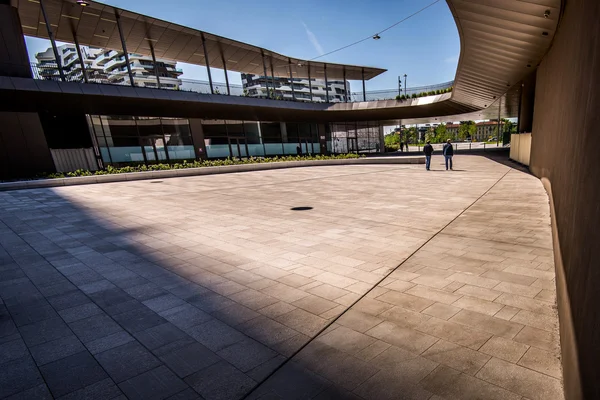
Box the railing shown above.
[29,62,453,104]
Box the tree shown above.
[384,133,400,148]
[434,123,448,143]
[403,126,418,144]
[458,121,476,140]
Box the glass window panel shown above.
[285,123,299,143]
[103,116,138,137]
[99,147,112,163]
[244,122,261,144]
[260,122,282,144]
[136,117,163,137]
[202,120,230,158]
[226,120,244,138]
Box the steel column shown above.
[201,33,214,94]
[115,11,135,87]
[72,32,88,83]
[288,58,295,101]
[324,64,329,103]
[261,51,270,99]
[497,96,502,146]
[39,0,65,81]
[148,44,161,89]
[308,63,313,101]
[220,48,230,95]
[343,67,347,102]
[270,58,276,99]
[362,68,366,101]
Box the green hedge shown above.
[43,154,364,179]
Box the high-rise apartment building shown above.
[35,44,183,89]
[241,73,350,102]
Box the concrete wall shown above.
[0,112,55,180]
[529,0,600,398]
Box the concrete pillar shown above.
[518,71,537,133]
[189,119,207,160]
[280,122,288,143]
[0,1,32,78]
[378,123,385,154]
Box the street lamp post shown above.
[398,76,402,96]
[403,74,407,96]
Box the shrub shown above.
[411,93,417,98]
[34,154,366,180]
[395,95,402,100]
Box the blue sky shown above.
[25,0,460,91]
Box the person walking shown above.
[423,140,433,170]
[443,138,454,170]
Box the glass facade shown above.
[331,121,381,154]
[86,115,382,165]
[87,115,194,164]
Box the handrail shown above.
[29,62,453,103]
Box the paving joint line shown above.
[242,166,514,399]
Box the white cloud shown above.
[302,21,324,55]
[444,54,459,63]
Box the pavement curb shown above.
[0,156,424,191]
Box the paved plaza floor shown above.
[0,155,562,400]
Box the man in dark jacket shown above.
[423,140,433,170]
[442,139,454,170]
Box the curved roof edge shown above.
[13,0,386,81]
[447,0,561,110]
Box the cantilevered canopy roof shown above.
[447,0,561,109]
[13,0,386,81]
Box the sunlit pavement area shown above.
[0,155,562,400]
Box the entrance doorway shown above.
[298,138,314,155]
[142,136,169,162]
[347,137,358,154]
[229,137,248,158]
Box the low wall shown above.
[0,156,424,191]
[50,148,98,172]
[510,133,532,166]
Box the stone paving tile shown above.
[0,158,562,400]
[476,357,563,400]
[39,351,108,398]
[29,335,86,366]
[154,339,221,378]
[0,356,44,398]
[119,366,188,400]
[185,360,256,400]
[69,314,123,344]
[95,341,161,383]
[479,336,530,363]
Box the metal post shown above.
[39,0,65,82]
[72,32,88,83]
[288,58,295,101]
[398,76,401,96]
[343,67,347,102]
[149,44,161,89]
[307,62,313,102]
[324,64,329,103]
[497,96,502,147]
[201,33,214,94]
[261,51,270,99]
[115,11,135,87]
[404,74,407,96]
[270,58,276,99]
[361,68,366,101]
[220,48,230,95]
